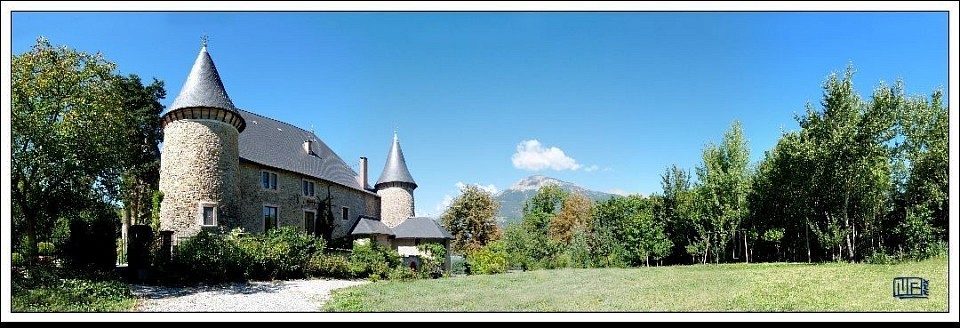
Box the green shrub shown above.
[349,240,400,280]
[416,243,447,278]
[450,255,467,275]
[387,266,421,281]
[242,227,325,281]
[170,229,247,284]
[865,249,896,265]
[37,242,55,256]
[306,254,352,279]
[12,252,25,267]
[467,240,509,275]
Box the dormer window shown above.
[303,139,314,154]
[261,170,278,190]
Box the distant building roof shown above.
[237,109,373,195]
[350,217,395,236]
[392,217,453,239]
[375,134,417,189]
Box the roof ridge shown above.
[236,108,315,136]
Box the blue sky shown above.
[11,11,948,217]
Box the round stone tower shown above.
[159,42,246,239]
[375,133,417,228]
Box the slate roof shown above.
[350,218,395,236]
[237,109,373,195]
[168,46,238,114]
[392,217,454,239]
[375,134,417,188]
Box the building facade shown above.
[158,43,451,267]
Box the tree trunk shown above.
[702,237,710,264]
[843,193,853,262]
[122,205,131,261]
[15,190,38,262]
[744,232,749,263]
[805,222,811,263]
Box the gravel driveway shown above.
[131,278,368,312]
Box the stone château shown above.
[157,42,451,270]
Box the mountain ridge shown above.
[493,175,621,226]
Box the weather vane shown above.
[201,34,209,48]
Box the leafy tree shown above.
[746,132,818,262]
[660,164,698,264]
[893,88,948,258]
[693,120,751,263]
[501,222,535,270]
[466,240,509,275]
[12,37,132,259]
[593,195,672,267]
[440,184,502,254]
[549,192,595,244]
[796,66,897,261]
[116,74,165,247]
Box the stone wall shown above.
[237,162,379,239]
[377,182,415,228]
[159,119,240,240]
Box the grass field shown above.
[324,256,948,312]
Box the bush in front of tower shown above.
[167,229,247,284]
[347,241,401,281]
[239,227,326,281]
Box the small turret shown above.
[376,133,417,227]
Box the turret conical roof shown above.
[168,45,238,113]
[375,133,417,189]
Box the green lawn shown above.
[324,256,948,312]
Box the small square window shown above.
[302,180,315,197]
[341,206,349,221]
[261,171,278,190]
[199,203,217,226]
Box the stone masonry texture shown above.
[159,119,240,240]
[377,182,415,228]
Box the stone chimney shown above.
[360,156,368,189]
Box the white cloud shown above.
[607,188,641,197]
[511,139,582,171]
[434,194,454,214]
[436,182,499,215]
[584,165,600,172]
[456,182,498,194]
[602,167,613,172]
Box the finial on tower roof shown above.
[201,34,208,48]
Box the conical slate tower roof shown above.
[375,133,417,189]
[161,42,245,132]
[168,45,238,113]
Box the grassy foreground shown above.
[324,256,947,312]
[12,266,138,312]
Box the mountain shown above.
[493,175,620,226]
